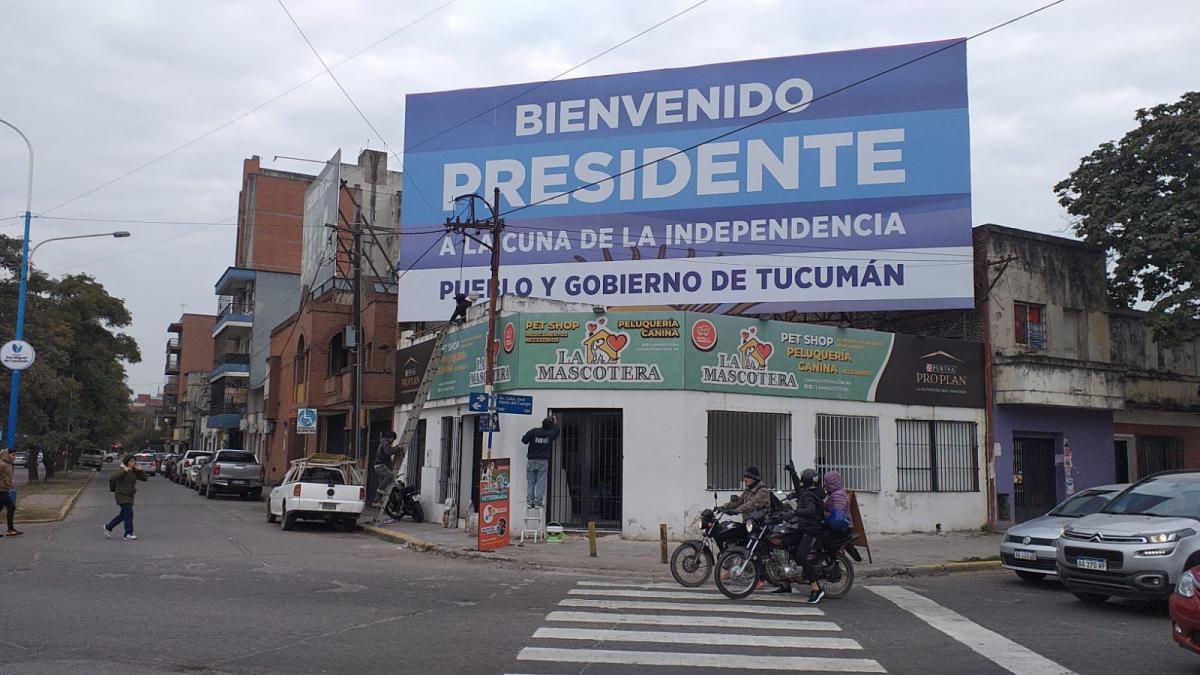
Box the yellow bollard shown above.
[587,521,597,558]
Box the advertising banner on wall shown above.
[301,150,342,292]
[399,40,973,321]
[478,458,511,551]
[393,312,983,407]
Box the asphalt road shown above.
[1,474,1195,674]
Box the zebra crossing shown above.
[512,579,886,673]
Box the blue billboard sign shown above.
[399,40,972,320]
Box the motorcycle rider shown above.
[718,466,772,515]
[789,468,827,604]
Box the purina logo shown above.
[913,350,968,391]
[700,325,798,390]
[535,317,662,384]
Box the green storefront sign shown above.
[410,310,982,408]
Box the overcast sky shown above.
[1,0,1196,397]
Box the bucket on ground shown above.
[545,522,564,543]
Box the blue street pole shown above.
[1,118,34,450]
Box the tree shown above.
[0,235,141,478]
[1055,91,1200,345]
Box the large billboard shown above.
[301,150,342,292]
[399,41,972,320]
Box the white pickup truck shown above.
[267,454,366,532]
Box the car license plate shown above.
[320,502,338,511]
[1077,557,1107,571]
[1014,549,1037,561]
[230,480,245,485]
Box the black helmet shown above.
[800,468,819,487]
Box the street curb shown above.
[861,559,1002,578]
[15,471,94,525]
[362,524,1002,579]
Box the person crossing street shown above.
[104,455,147,540]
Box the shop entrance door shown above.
[548,409,623,530]
[1014,437,1057,523]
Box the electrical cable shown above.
[498,0,1071,218]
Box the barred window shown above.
[437,416,455,502]
[706,411,791,491]
[897,420,979,492]
[815,414,880,492]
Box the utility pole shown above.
[349,180,364,466]
[444,187,505,458]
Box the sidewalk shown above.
[12,470,95,524]
[363,518,1002,579]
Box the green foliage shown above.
[0,235,141,451]
[1055,91,1200,345]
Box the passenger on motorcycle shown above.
[782,468,827,604]
[717,466,772,515]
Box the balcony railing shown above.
[166,337,181,353]
[217,296,254,320]
[165,356,180,375]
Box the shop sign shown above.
[478,458,511,551]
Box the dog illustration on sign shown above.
[583,317,630,364]
[738,326,773,369]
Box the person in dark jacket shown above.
[449,293,473,324]
[373,431,402,505]
[0,448,19,537]
[104,455,147,540]
[775,468,826,602]
[522,415,559,509]
[719,466,773,515]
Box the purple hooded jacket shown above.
[823,471,850,517]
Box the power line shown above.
[499,0,1071,218]
[403,0,712,155]
[37,0,455,217]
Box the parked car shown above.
[198,449,264,500]
[103,450,118,463]
[1172,565,1200,654]
[79,448,105,470]
[177,450,212,487]
[133,453,158,476]
[1058,470,1200,603]
[267,454,365,532]
[12,450,27,467]
[189,456,211,489]
[161,454,179,480]
[1001,484,1127,581]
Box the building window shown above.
[1015,301,1046,349]
[294,337,307,384]
[706,411,791,491]
[896,420,979,492]
[437,416,455,502]
[328,333,346,376]
[1137,435,1184,478]
[816,414,880,492]
[404,419,426,491]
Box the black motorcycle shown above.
[384,479,425,523]
[670,508,751,587]
[714,509,862,600]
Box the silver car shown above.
[1058,471,1200,603]
[1000,484,1127,581]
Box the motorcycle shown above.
[384,479,425,523]
[670,507,751,587]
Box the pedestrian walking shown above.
[0,448,20,537]
[522,414,560,509]
[104,455,147,540]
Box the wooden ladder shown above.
[373,323,453,520]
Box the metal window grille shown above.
[706,411,791,491]
[405,419,426,491]
[437,416,454,502]
[1137,435,1185,478]
[815,414,880,492]
[897,420,979,492]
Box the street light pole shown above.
[1,117,33,450]
[27,231,131,268]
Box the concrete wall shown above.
[993,404,1114,524]
[250,271,300,389]
[399,390,987,539]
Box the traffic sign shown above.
[495,394,533,415]
[1,340,35,371]
[297,408,318,435]
[468,392,490,413]
[478,412,500,432]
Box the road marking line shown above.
[517,647,885,672]
[546,611,839,631]
[577,580,709,589]
[533,627,862,650]
[560,598,824,615]
[867,586,1076,675]
[568,588,803,602]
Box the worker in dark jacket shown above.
[523,415,559,509]
[104,455,147,540]
[719,466,773,515]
